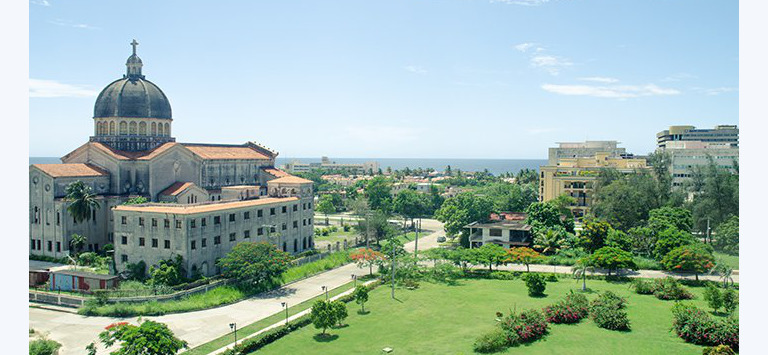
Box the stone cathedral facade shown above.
[29,41,315,277]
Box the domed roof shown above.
[94,77,172,119]
[93,39,172,119]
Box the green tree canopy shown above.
[591,170,666,231]
[470,244,509,271]
[434,192,494,246]
[65,181,101,224]
[661,244,715,280]
[577,218,612,253]
[216,242,292,287]
[648,206,694,233]
[687,157,738,234]
[364,176,393,212]
[504,247,543,272]
[589,247,636,275]
[653,227,696,260]
[713,215,738,255]
[98,320,187,355]
[149,255,185,287]
[310,300,337,335]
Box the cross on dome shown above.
[131,39,139,55]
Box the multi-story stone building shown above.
[284,156,379,175]
[29,40,315,276]
[656,125,738,149]
[539,147,648,219]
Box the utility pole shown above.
[706,218,711,244]
[414,218,420,262]
[391,228,398,299]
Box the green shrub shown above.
[631,279,656,295]
[671,303,738,350]
[29,339,61,355]
[722,288,738,314]
[703,284,723,312]
[590,291,630,331]
[522,273,547,297]
[653,277,693,300]
[473,328,509,353]
[546,273,559,282]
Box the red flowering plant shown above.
[350,248,385,276]
[671,303,739,351]
[500,308,549,345]
[543,291,590,324]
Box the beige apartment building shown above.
[539,151,648,219]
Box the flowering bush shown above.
[653,277,693,300]
[543,292,589,324]
[671,303,738,351]
[702,345,736,355]
[500,309,549,344]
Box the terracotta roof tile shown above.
[261,167,290,177]
[182,143,271,160]
[32,163,110,178]
[268,175,314,184]
[113,197,298,214]
[159,182,196,196]
[89,142,178,161]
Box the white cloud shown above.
[30,79,99,98]
[514,43,536,52]
[30,0,50,6]
[49,19,99,30]
[541,83,680,98]
[530,55,572,75]
[404,65,427,74]
[578,76,619,83]
[696,87,738,96]
[492,0,551,6]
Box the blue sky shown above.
[29,0,738,159]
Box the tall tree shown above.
[364,176,393,213]
[216,242,292,287]
[316,195,336,226]
[434,192,494,247]
[65,181,100,247]
[97,320,187,355]
[688,157,739,235]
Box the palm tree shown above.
[572,257,594,292]
[69,233,86,255]
[710,262,734,289]
[534,228,564,255]
[65,181,100,253]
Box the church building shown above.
[29,40,315,277]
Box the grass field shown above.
[713,251,739,269]
[254,277,731,354]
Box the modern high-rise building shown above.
[656,125,739,188]
[656,125,738,149]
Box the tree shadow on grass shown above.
[332,324,349,329]
[313,334,339,343]
[357,309,371,315]
[528,293,548,299]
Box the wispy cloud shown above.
[492,0,551,6]
[30,79,99,98]
[404,65,427,75]
[541,83,680,99]
[578,76,619,83]
[514,43,536,52]
[49,19,99,30]
[30,0,51,6]
[694,87,738,96]
[661,72,697,82]
[530,55,572,75]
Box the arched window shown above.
[129,121,137,135]
[302,237,307,250]
[164,123,170,136]
[151,122,157,135]
[293,239,298,252]
[119,121,127,135]
[158,123,164,136]
[282,242,287,252]
[109,121,116,135]
[139,122,147,135]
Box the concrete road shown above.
[29,219,445,355]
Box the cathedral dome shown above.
[93,39,172,120]
[93,77,172,119]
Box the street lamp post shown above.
[351,274,357,288]
[229,322,237,347]
[281,302,288,325]
[321,286,328,300]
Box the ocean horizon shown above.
[30,157,547,176]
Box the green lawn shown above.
[254,278,728,354]
[314,230,358,244]
[713,251,739,270]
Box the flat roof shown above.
[52,269,119,280]
[113,197,298,214]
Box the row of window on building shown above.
[121,203,313,228]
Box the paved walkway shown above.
[29,219,445,355]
